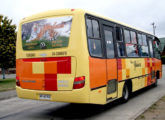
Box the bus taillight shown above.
[71,9,75,11]
[73,76,85,89]
[16,76,20,86]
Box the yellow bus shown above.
[16,9,162,104]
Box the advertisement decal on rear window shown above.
[22,16,72,50]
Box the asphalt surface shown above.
[0,90,16,100]
[0,66,164,120]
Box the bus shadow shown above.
[43,99,123,120]
[131,84,157,98]
[44,85,156,120]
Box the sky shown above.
[0,0,165,37]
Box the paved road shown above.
[0,90,16,100]
[0,66,164,120]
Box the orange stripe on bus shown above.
[142,68,145,75]
[118,70,122,81]
[122,59,126,69]
[106,59,117,80]
[45,61,57,74]
[89,57,106,89]
[126,69,130,78]
[117,59,122,69]
[17,59,44,90]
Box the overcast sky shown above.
[0,0,164,37]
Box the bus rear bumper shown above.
[16,86,90,104]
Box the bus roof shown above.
[21,9,154,37]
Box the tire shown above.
[121,84,130,103]
[153,77,158,87]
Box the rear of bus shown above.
[16,9,91,103]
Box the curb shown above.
[130,92,165,120]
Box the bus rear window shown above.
[22,16,72,50]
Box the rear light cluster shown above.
[16,75,85,89]
[16,76,20,86]
[71,9,75,11]
[73,76,85,89]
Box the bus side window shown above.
[124,29,138,57]
[86,17,102,57]
[153,39,160,59]
[104,29,114,58]
[88,39,102,57]
[142,35,147,45]
[138,34,149,57]
[138,34,143,45]
[124,29,131,43]
[116,27,122,42]
[116,27,126,57]
[153,39,161,59]
[148,37,154,57]
[86,18,93,37]
[92,20,100,38]
[130,31,137,44]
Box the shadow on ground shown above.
[36,85,156,120]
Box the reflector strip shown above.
[74,80,85,85]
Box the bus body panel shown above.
[16,57,76,91]
[117,58,160,92]
[16,9,91,103]
[89,57,118,104]
[89,87,107,104]
[89,57,107,89]
[88,57,107,104]
[16,86,90,103]
[154,58,162,78]
[106,59,117,81]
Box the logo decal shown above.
[130,60,141,70]
[40,42,46,49]
[22,80,36,83]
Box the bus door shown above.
[103,25,118,100]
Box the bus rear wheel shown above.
[121,84,130,103]
[153,77,158,87]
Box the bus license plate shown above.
[39,94,51,100]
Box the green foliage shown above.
[0,15,16,69]
[0,78,16,91]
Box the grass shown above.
[160,96,165,102]
[0,78,16,91]
[136,95,165,120]
[148,103,157,112]
[139,115,145,119]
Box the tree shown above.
[0,15,16,79]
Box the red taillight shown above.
[16,76,20,86]
[71,9,75,11]
[73,76,85,89]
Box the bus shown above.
[16,9,162,104]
